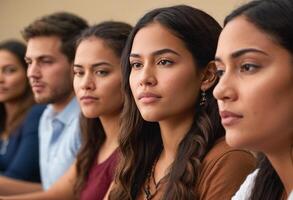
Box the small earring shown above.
[200,91,207,107]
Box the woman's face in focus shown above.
[73,37,123,118]
[213,16,293,153]
[129,23,205,123]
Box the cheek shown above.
[129,72,137,95]
[73,78,81,97]
[162,70,200,103]
[12,74,27,91]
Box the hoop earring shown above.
[200,91,207,107]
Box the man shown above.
[0,12,88,194]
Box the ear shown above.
[200,61,217,91]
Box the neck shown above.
[4,101,21,125]
[51,92,74,113]
[99,113,120,149]
[96,113,120,164]
[266,145,293,196]
[158,112,194,162]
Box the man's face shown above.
[25,36,73,105]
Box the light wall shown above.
[0,0,248,41]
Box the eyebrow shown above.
[215,48,269,62]
[73,62,113,68]
[24,55,54,61]
[130,48,180,58]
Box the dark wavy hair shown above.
[22,12,88,62]
[109,5,224,199]
[0,40,34,135]
[224,0,293,199]
[73,21,132,195]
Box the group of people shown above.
[0,0,292,199]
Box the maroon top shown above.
[80,149,118,200]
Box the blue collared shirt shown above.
[39,97,81,190]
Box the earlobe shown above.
[200,61,217,91]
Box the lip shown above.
[138,92,161,104]
[31,83,45,92]
[80,96,99,104]
[220,110,243,126]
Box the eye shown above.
[73,69,84,77]
[3,66,17,74]
[95,70,109,77]
[216,69,225,78]
[157,59,173,66]
[240,63,259,73]
[130,61,143,69]
[40,59,54,66]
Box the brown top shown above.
[137,138,257,200]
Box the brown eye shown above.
[240,63,259,73]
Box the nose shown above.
[27,62,41,80]
[80,73,95,91]
[138,64,157,87]
[213,72,237,102]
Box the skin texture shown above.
[129,23,202,124]
[0,50,27,103]
[25,36,74,112]
[73,37,123,119]
[213,16,293,194]
[129,22,216,198]
[0,37,123,200]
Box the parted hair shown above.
[224,0,293,199]
[22,12,88,62]
[109,5,224,200]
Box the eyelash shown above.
[157,59,174,66]
[95,70,109,76]
[240,63,259,73]
[216,63,260,78]
[130,62,142,69]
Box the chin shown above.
[225,130,246,148]
[82,111,99,118]
[140,111,165,122]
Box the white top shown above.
[288,191,293,200]
[233,169,293,200]
[232,169,258,200]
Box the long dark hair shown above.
[224,0,293,199]
[109,5,224,199]
[73,21,132,195]
[0,40,34,136]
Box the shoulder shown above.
[20,104,47,135]
[232,169,259,200]
[24,104,47,122]
[197,138,257,200]
[202,138,256,170]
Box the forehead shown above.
[26,36,63,58]
[0,50,22,66]
[131,23,187,54]
[75,37,119,64]
[216,16,280,57]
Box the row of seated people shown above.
[0,0,292,199]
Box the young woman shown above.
[109,5,256,200]
[0,40,44,185]
[0,22,132,200]
[213,0,293,199]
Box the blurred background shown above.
[0,0,248,41]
